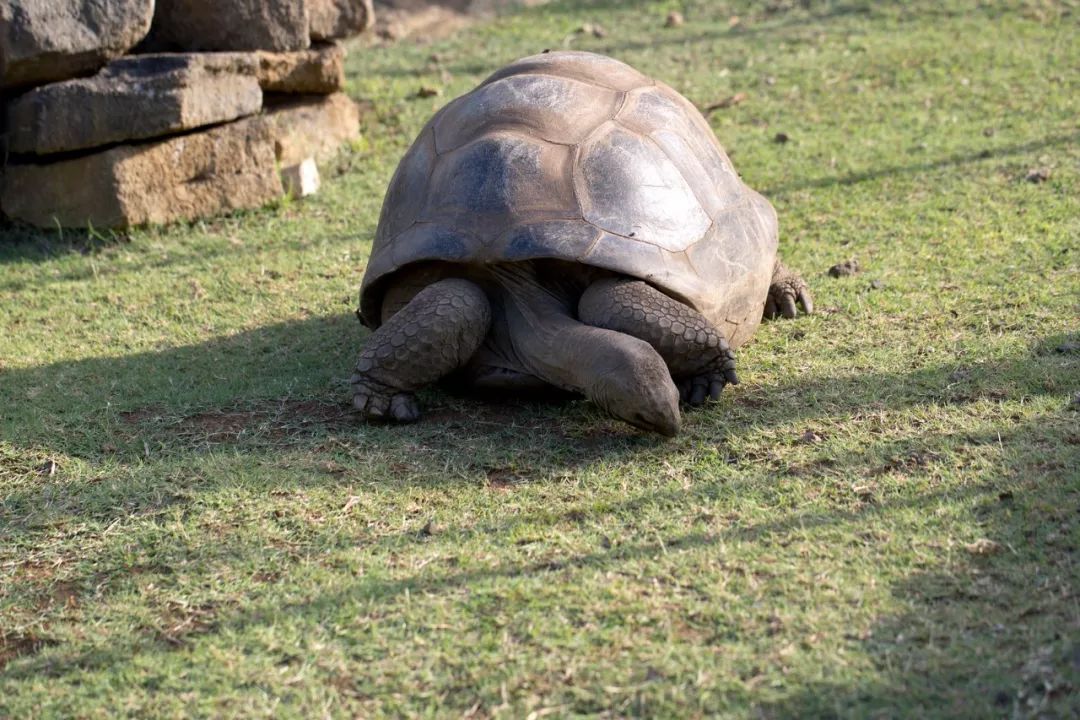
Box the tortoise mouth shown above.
[626,409,680,437]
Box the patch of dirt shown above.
[14,559,56,582]
[183,411,253,438]
[876,450,942,476]
[48,581,80,610]
[119,400,354,444]
[0,633,59,670]
[1024,166,1052,183]
[486,467,523,490]
[422,400,532,428]
[373,0,550,42]
[375,3,471,42]
[151,601,220,648]
[119,408,158,424]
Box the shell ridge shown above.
[492,69,648,94]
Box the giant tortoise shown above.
[352,51,812,436]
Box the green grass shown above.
[1,0,1078,716]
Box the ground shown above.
[1,1,1078,717]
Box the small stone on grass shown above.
[664,11,684,28]
[964,538,1003,555]
[828,259,860,277]
[577,23,606,38]
[1025,167,1051,183]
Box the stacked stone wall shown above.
[1,0,373,228]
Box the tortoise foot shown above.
[350,278,492,425]
[676,350,739,407]
[765,261,813,320]
[351,377,421,423]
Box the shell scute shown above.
[420,132,577,238]
[498,220,601,261]
[618,86,744,211]
[578,125,711,252]
[434,73,620,153]
[377,127,437,243]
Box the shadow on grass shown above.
[0,218,132,266]
[764,132,1080,198]
[1,312,1076,709]
[2,314,1075,469]
[751,454,1080,718]
[4,414,1077,716]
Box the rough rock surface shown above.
[145,0,310,52]
[263,92,360,167]
[310,0,374,40]
[1,116,283,228]
[281,157,321,197]
[0,0,155,88]
[7,53,263,155]
[254,42,344,94]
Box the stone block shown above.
[281,157,321,197]
[255,42,343,94]
[7,53,262,155]
[1,116,283,228]
[0,0,154,89]
[263,92,359,167]
[310,0,374,40]
[145,0,310,52]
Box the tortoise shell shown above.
[360,51,778,347]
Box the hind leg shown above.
[765,259,814,319]
[579,278,738,407]
[351,278,491,422]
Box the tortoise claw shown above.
[389,393,421,423]
[680,345,737,408]
[689,377,709,406]
[766,265,813,320]
[709,379,725,401]
[352,377,420,424]
[681,369,735,407]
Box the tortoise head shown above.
[586,335,681,437]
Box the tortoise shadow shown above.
[2,316,1076,710]
[2,312,1075,517]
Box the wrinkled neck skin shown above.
[484,263,680,435]
[483,263,605,391]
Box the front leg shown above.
[351,278,491,422]
[765,259,814,319]
[578,278,738,406]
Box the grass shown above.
[1,0,1078,716]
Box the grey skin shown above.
[351,51,812,436]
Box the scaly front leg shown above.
[578,278,739,406]
[351,278,491,422]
